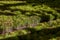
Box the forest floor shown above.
[0,1,60,40]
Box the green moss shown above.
[0,1,60,40]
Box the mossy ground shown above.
[0,0,60,40]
